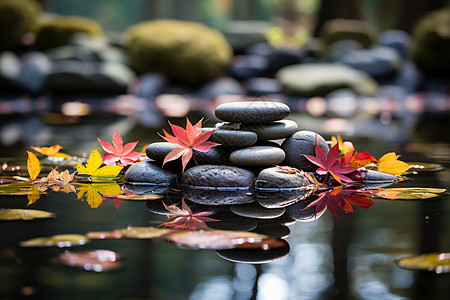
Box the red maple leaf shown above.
[161,118,220,172]
[303,186,375,218]
[341,150,376,168]
[303,136,363,184]
[97,129,141,166]
[160,199,219,231]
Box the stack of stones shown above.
[126,100,397,192]
[212,101,298,167]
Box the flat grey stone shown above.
[124,160,179,185]
[230,202,285,219]
[281,131,329,171]
[215,101,290,124]
[255,166,310,189]
[210,129,258,150]
[241,120,298,140]
[181,165,255,187]
[230,146,285,167]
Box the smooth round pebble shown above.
[255,166,311,189]
[210,129,258,150]
[215,101,290,124]
[281,131,328,171]
[124,160,179,185]
[181,165,255,188]
[241,119,298,140]
[230,146,285,167]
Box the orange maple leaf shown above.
[161,118,220,172]
[329,135,355,154]
[377,152,409,175]
[31,145,69,158]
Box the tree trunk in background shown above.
[314,0,364,36]
[394,0,447,33]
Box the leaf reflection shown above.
[76,182,122,208]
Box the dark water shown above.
[0,121,449,300]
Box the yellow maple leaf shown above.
[27,151,41,181]
[377,152,409,175]
[330,135,355,154]
[27,186,43,205]
[31,144,70,159]
[77,150,123,179]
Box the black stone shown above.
[281,130,329,171]
[255,166,311,189]
[230,202,285,219]
[216,241,290,263]
[181,165,255,188]
[210,129,258,150]
[124,160,179,185]
[241,120,298,140]
[215,101,290,124]
[183,188,255,206]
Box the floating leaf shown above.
[97,129,141,166]
[372,188,447,200]
[168,230,284,250]
[395,253,450,273]
[76,182,122,208]
[87,230,124,240]
[20,234,88,248]
[121,226,171,239]
[27,151,41,181]
[0,208,54,220]
[377,152,409,175]
[77,150,123,180]
[114,194,163,201]
[31,144,70,158]
[50,249,121,272]
[407,162,444,172]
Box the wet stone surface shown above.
[215,101,290,124]
[124,159,179,185]
[255,166,311,189]
[181,165,255,187]
[241,119,298,140]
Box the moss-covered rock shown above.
[319,19,378,57]
[0,0,40,51]
[123,20,232,85]
[35,15,103,50]
[410,8,450,76]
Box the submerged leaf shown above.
[51,249,121,272]
[395,253,450,273]
[77,150,123,179]
[20,234,88,248]
[121,226,171,239]
[27,151,41,181]
[372,188,447,200]
[0,208,55,220]
[168,230,284,250]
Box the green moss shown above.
[410,8,450,76]
[35,16,103,50]
[0,0,41,51]
[123,20,232,86]
[319,19,378,56]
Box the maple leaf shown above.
[341,150,377,168]
[303,186,375,218]
[97,129,141,166]
[77,150,123,179]
[31,144,70,159]
[161,118,220,172]
[27,151,41,181]
[302,136,360,184]
[329,135,355,154]
[33,168,76,194]
[377,152,409,175]
[160,199,219,231]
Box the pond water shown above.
[0,119,449,300]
